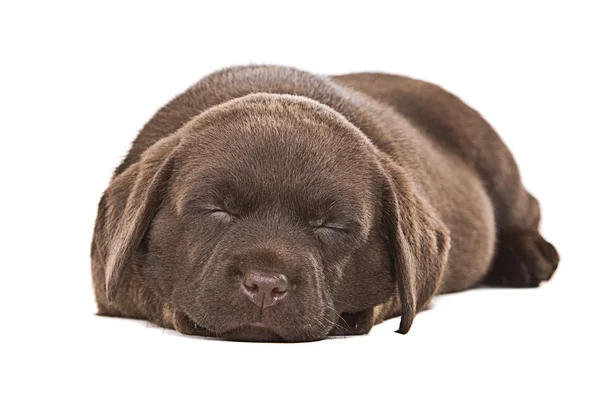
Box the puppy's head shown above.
[96,94,450,341]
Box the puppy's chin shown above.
[220,324,327,343]
[222,325,285,342]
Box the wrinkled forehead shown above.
[173,94,378,215]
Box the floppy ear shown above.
[379,156,451,334]
[93,135,182,303]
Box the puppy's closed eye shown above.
[312,220,354,242]
[183,201,236,224]
[315,222,349,233]
[203,208,235,223]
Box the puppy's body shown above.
[92,66,558,340]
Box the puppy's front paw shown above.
[172,311,213,337]
[329,309,374,336]
[485,232,559,287]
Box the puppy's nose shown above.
[242,269,288,308]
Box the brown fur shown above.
[91,65,559,341]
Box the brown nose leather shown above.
[242,269,289,308]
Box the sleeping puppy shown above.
[91,65,559,342]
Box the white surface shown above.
[1,1,598,399]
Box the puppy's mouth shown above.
[247,321,268,328]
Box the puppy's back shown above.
[333,73,535,233]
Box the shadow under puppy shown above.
[91,66,559,342]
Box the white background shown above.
[1,1,598,399]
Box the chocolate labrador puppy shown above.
[91,65,559,342]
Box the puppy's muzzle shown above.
[242,269,289,308]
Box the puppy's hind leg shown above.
[484,194,560,287]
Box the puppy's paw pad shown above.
[486,232,559,287]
